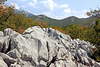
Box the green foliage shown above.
[0,6,48,33]
[94,19,100,33]
[87,9,100,61]
[65,24,83,39]
[0,0,8,14]
[87,9,100,18]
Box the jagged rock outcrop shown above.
[0,26,99,67]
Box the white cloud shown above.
[28,0,37,7]
[33,0,37,4]
[41,0,57,10]
[10,3,20,9]
[39,11,63,19]
[64,8,71,13]
[72,10,88,14]
[28,2,35,7]
[21,5,27,8]
[71,10,88,18]
[63,9,88,18]
[59,4,69,8]
[28,10,31,13]
[75,14,88,18]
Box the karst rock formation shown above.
[0,26,100,67]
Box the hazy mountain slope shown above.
[15,9,95,26]
[29,15,95,26]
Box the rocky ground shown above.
[0,26,100,67]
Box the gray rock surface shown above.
[0,53,17,66]
[0,36,10,53]
[0,56,8,67]
[0,31,4,37]
[9,58,34,67]
[0,26,99,67]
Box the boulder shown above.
[0,56,8,67]
[7,49,21,59]
[4,28,14,36]
[0,53,17,66]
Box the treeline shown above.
[0,6,48,33]
[0,6,100,61]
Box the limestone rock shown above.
[0,31,4,37]
[0,56,8,67]
[7,49,21,59]
[0,36,10,53]
[10,58,34,67]
[0,26,99,67]
[0,53,17,66]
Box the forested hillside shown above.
[28,13,95,27]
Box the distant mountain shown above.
[14,9,34,17]
[29,15,95,27]
[15,9,95,27]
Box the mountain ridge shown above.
[15,9,95,26]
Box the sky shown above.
[5,0,100,19]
